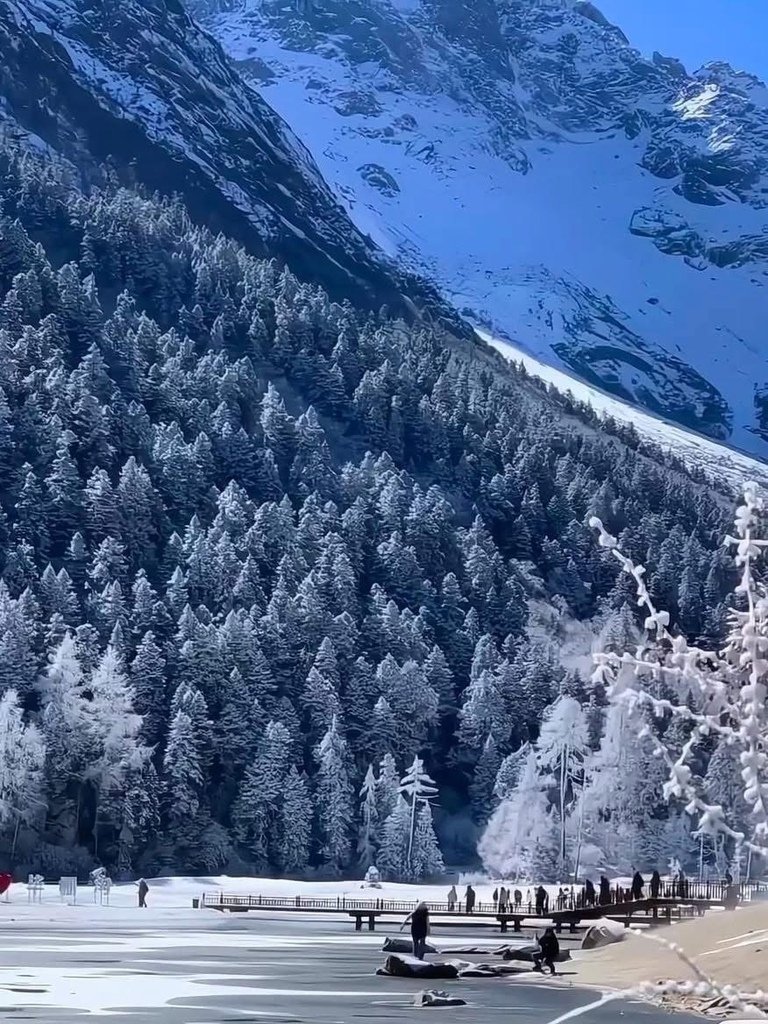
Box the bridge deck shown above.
[200,885,758,932]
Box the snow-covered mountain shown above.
[190,0,768,457]
[0,0,454,318]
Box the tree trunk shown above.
[406,794,417,876]
[93,798,100,860]
[10,817,20,863]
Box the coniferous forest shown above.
[0,141,742,881]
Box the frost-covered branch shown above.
[590,482,768,858]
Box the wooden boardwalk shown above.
[200,881,766,932]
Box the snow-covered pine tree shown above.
[411,801,444,880]
[376,751,400,822]
[278,765,313,873]
[0,688,45,858]
[478,746,551,880]
[314,715,353,875]
[37,633,90,840]
[535,695,589,873]
[494,742,530,801]
[233,721,293,869]
[378,794,410,880]
[357,763,379,869]
[470,732,502,823]
[578,693,673,871]
[399,755,439,877]
[86,645,150,857]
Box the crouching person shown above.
[533,926,559,975]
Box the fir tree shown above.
[314,716,353,874]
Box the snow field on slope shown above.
[480,328,768,489]
[213,11,768,454]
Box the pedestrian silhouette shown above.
[465,885,476,914]
[631,871,644,900]
[447,885,457,911]
[533,927,559,975]
[401,901,430,960]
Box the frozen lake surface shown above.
[0,878,699,1023]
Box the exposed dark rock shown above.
[383,937,439,955]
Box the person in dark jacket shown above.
[513,889,522,909]
[584,878,596,907]
[599,875,611,905]
[401,902,430,959]
[492,887,499,909]
[631,871,644,900]
[650,870,661,899]
[535,885,548,916]
[533,927,559,975]
[465,885,476,914]
[138,878,149,908]
[447,885,457,911]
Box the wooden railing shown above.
[200,880,768,916]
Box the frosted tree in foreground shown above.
[590,481,768,869]
[540,484,768,1024]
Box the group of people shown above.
[445,884,477,913]
[442,868,721,920]
[491,885,524,912]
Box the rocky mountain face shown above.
[0,0,453,318]
[190,0,768,455]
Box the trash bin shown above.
[192,898,200,909]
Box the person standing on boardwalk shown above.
[650,870,661,899]
[535,886,548,916]
[584,878,596,907]
[498,885,508,912]
[631,871,644,900]
[137,878,149,908]
[401,902,430,960]
[599,875,611,905]
[447,885,457,911]
[533,927,559,975]
[513,889,522,909]
[465,885,476,914]
[492,887,499,909]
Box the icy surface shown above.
[0,876,700,1022]
[197,0,768,457]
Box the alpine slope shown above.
[190,0,768,458]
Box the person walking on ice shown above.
[401,901,430,960]
[137,878,149,908]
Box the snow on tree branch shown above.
[590,482,768,857]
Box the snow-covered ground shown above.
[481,328,768,489]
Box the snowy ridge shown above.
[193,0,768,458]
[0,0,436,316]
[480,328,768,488]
